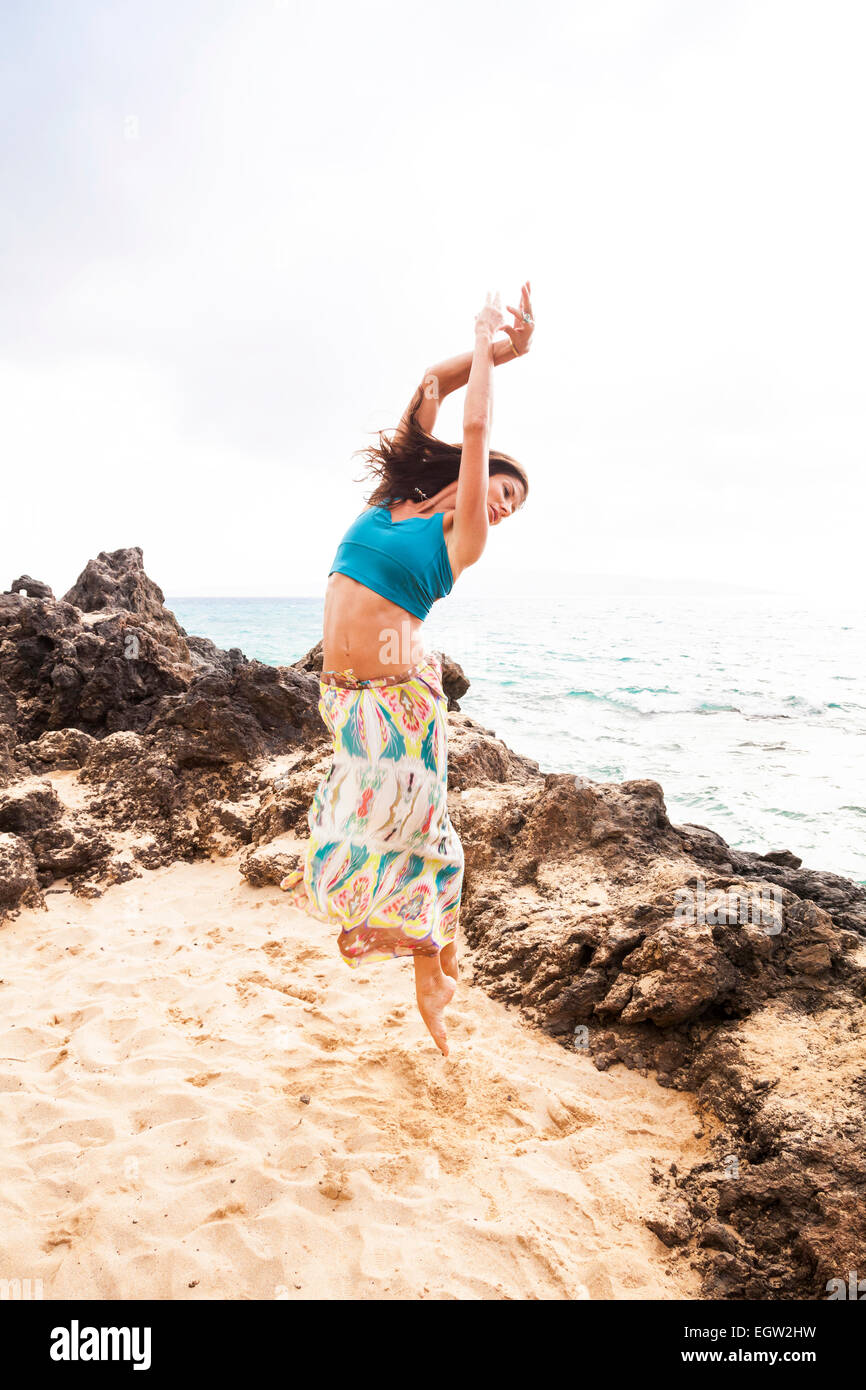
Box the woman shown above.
[281,284,534,1056]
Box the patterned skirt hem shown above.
[280,870,455,969]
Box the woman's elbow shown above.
[462,416,489,438]
[454,538,486,570]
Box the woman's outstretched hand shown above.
[475,290,505,339]
[503,280,535,356]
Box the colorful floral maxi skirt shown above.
[280,651,464,968]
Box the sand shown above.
[0,855,713,1300]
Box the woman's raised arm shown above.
[449,291,506,571]
[393,282,534,444]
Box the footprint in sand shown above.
[544,1094,597,1135]
[205,1200,247,1222]
[42,1210,90,1251]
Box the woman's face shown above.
[486,474,526,526]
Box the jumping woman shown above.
[281,284,535,1056]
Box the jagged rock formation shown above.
[1,545,864,1300]
[8,575,54,600]
[62,547,187,651]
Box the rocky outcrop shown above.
[0,550,326,893]
[293,640,325,674]
[0,782,113,888]
[447,711,541,789]
[8,575,53,600]
[0,590,190,741]
[0,548,323,755]
[63,546,187,649]
[186,634,248,674]
[677,821,866,935]
[0,832,43,913]
[240,842,303,888]
[18,728,96,771]
[147,662,322,767]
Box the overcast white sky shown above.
[1,0,863,599]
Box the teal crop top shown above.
[328,506,455,621]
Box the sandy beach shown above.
[0,848,712,1301]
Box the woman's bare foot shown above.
[280,872,312,912]
[440,940,459,982]
[413,953,457,1057]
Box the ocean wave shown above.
[566,689,744,717]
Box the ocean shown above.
[168,591,866,886]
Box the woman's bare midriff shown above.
[321,505,460,681]
[321,575,428,679]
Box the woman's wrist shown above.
[474,327,495,358]
[493,336,520,365]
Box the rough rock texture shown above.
[18,728,97,771]
[0,590,190,740]
[239,842,303,888]
[678,820,866,935]
[8,575,54,600]
[0,550,326,895]
[186,634,248,675]
[2,545,865,1301]
[63,548,187,651]
[678,999,866,1299]
[0,831,43,912]
[147,663,323,767]
[0,782,113,888]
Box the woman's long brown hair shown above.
[356,385,529,507]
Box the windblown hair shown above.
[356,386,529,508]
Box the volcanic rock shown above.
[8,575,54,600]
[0,831,43,915]
[240,843,303,888]
[63,546,187,648]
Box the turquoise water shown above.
[169,592,866,885]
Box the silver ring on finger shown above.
[522,313,534,326]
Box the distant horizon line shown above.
[164,579,843,602]
[162,569,842,602]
